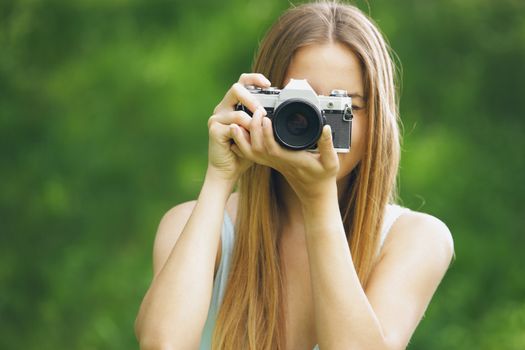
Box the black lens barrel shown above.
[272,98,324,150]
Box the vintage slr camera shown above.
[236,79,353,152]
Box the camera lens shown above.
[286,112,309,136]
[272,99,323,150]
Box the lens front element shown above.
[286,112,309,136]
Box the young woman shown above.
[135,2,455,349]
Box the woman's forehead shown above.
[284,43,364,97]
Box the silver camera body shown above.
[237,79,353,152]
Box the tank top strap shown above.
[379,204,410,249]
[222,211,235,252]
[215,211,235,303]
[199,211,236,350]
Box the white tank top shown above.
[379,203,411,249]
[199,203,410,350]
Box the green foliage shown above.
[1,0,524,348]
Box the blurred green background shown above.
[1,0,524,349]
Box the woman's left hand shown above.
[230,106,340,203]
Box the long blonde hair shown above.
[213,1,401,349]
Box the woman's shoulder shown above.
[161,191,238,225]
[151,200,198,276]
[162,199,197,219]
[154,193,239,277]
[381,208,455,267]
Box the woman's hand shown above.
[206,73,271,184]
[230,106,340,203]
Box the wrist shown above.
[298,178,338,209]
[203,168,237,199]
[301,181,343,237]
[301,179,338,212]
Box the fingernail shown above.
[325,125,332,138]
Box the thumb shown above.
[318,125,338,170]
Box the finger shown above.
[262,116,280,156]
[230,124,255,160]
[214,72,272,115]
[318,125,338,171]
[238,73,271,87]
[208,110,252,130]
[262,117,314,169]
[237,122,251,144]
[250,107,266,152]
[208,118,235,144]
[214,82,262,114]
[231,144,244,158]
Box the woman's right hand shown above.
[206,73,271,184]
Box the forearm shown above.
[302,183,388,350]
[137,171,234,348]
